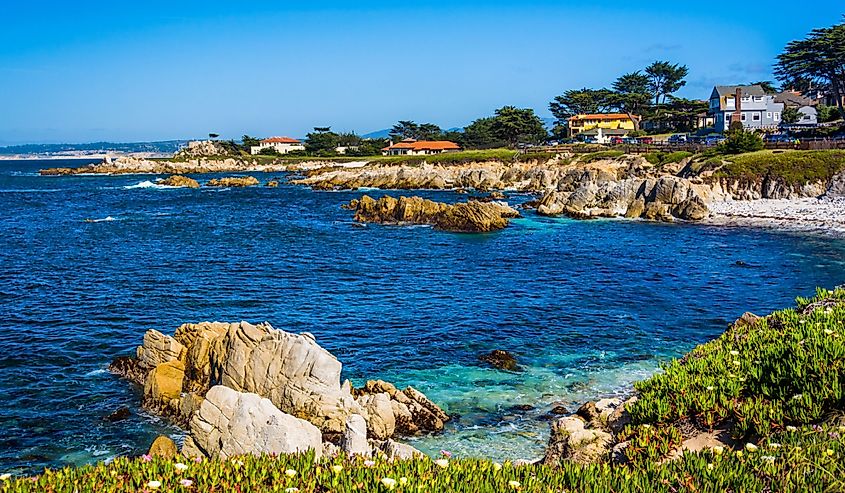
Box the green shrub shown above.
[644,151,693,167]
[719,127,764,154]
[580,150,625,163]
[713,150,845,186]
[629,287,845,440]
[3,428,845,492]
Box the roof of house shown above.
[774,91,816,108]
[261,136,301,144]
[713,85,767,98]
[383,140,461,151]
[570,113,639,121]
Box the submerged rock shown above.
[479,350,520,371]
[205,176,259,187]
[104,407,131,423]
[157,175,200,188]
[347,195,519,233]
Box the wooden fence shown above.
[523,139,845,155]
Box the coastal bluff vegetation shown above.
[5,287,845,491]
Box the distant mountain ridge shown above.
[0,140,188,155]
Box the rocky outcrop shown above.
[347,195,520,233]
[543,416,613,465]
[205,176,259,187]
[157,175,200,188]
[112,321,449,456]
[181,386,323,460]
[479,350,520,371]
[536,175,710,223]
[826,171,845,198]
[148,436,178,458]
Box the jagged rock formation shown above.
[157,175,200,188]
[110,321,448,458]
[182,386,324,460]
[346,195,520,232]
[205,176,259,187]
[543,397,630,466]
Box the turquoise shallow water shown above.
[1,159,845,473]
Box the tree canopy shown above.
[644,61,689,109]
[490,106,548,147]
[388,121,444,141]
[549,88,615,127]
[775,20,845,117]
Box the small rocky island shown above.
[346,195,521,233]
[110,321,449,460]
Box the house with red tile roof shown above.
[381,139,461,156]
[250,136,305,155]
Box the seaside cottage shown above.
[381,139,461,156]
[567,114,640,138]
[251,137,306,155]
[708,85,785,133]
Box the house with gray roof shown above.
[708,85,784,132]
[774,91,818,127]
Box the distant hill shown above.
[0,140,188,156]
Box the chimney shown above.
[731,87,743,127]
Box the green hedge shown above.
[713,150,845,186]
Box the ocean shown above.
[2,159,844,474]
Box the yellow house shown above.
[568,113,640,137]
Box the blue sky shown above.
[0,1,840,144]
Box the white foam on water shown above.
[123,180,179,190]
[87,216,117,223]
[83,369,107,377]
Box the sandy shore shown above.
[706,197,845,237]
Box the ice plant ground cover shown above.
[3,289,845,492]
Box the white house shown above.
[381,139,461,156]
[251,137,305,155]
[709,85,784,132]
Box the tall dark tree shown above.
[241,135,260,149]
[775,20,845,118]
[750,81,779,94]
[461,117,505,149]
[549,88,615,127]
[611,72,651,131]
[644,61,689,110]
[417,123,443,140]
[490,106,548,147]
[305,130,340,155]
[389,121,420,140]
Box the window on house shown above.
[752,113,761,121]
[767,112,772,119]
[774,113,780,120]
[741,113,747,121]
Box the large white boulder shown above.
[182,386,323,460]
[214,322,363,433]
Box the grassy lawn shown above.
[712,149,845,186]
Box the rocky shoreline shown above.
[41,152,845,236]
[706,197,845,237]
[110,321,449,461]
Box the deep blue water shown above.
[2,159,845,473]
